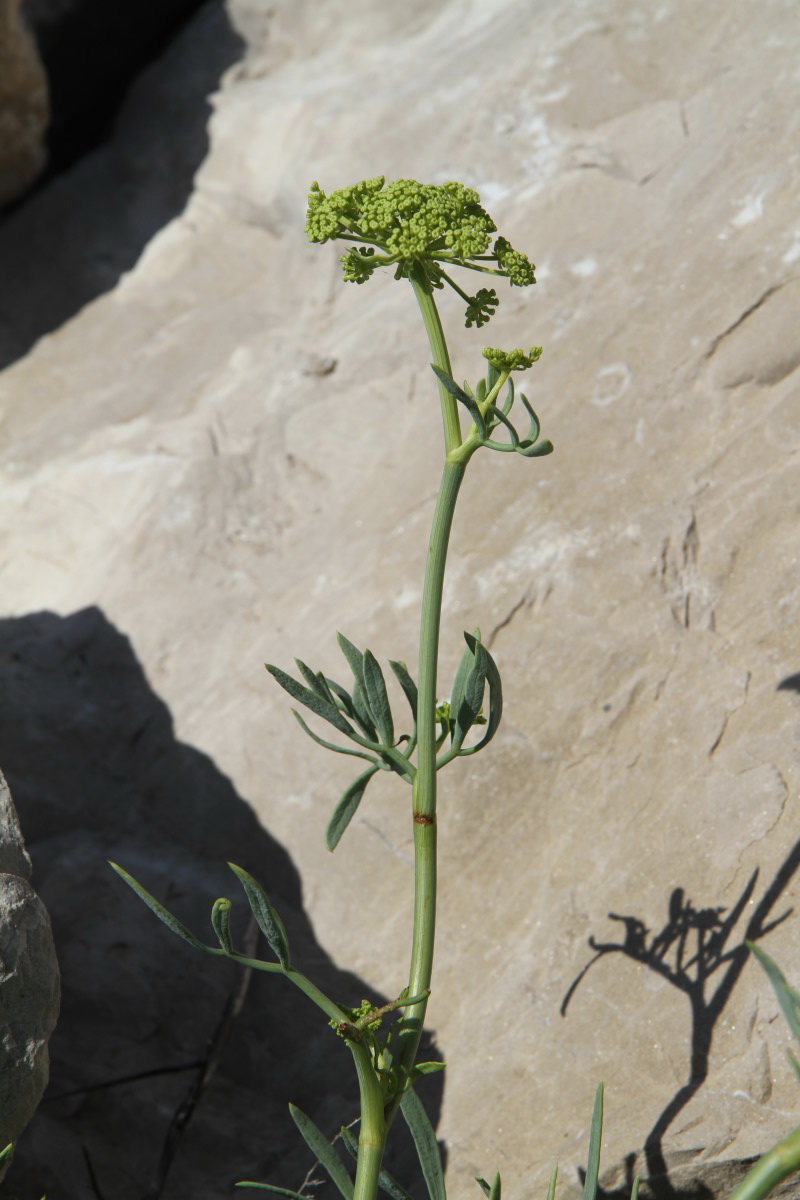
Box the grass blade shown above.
[228,863,290,968]
[326,765,380,851]
[399,1087,446,1200]
[582,1083,604,1200]
[546,1166,558,1200]
[748,942,800,1044]
[109,863,212,953]
[289,1103,354,1200]
[235,1184,309,1197]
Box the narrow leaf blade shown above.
[266,664,355,737]
[363,650,394,746]
[389,660,418,725]
[109,862,211,953]
[411,1061,446,1079]
[292,709,377,764]
[546,1166,558,1200]
[448,632,479,748]
[454,642,487,745]
[228,863,290,968]
[581,1083,604,1200]
[485,403,519,449]
[326,765,380,851]
[337,632,367,690]
[431,365,486,439]
[517,438,554,458]
[749,942,800,1044]
[459,635,503,755]
[211,897,234,954]
[289,1103,354,1200]
[235,1184,309,1197]
[294,658,327,696]
[399,1087,446,1200]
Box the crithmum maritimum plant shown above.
[106,177,800,1200]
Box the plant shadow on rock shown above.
[562,836,800,1200]
[0,607,444,1200]
[0,0,246,370]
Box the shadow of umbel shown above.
[562,843,800,1200]
[0,607,442,1200]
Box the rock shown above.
[0,608,439,1198]
[0,771,59,1182]
[0,0,245,367]
[20,0,219,175]
[1,0,799,1197]
[0,0,49,208]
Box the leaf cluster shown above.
[433,355,552,462]
[109,860,291,970]
[305,176,536,327]
[237,1085,446,1200]
[266,630,503,850]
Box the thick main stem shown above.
[403,458,464,1036]
[351,1041,389,1200]
[354,266,466,1197]
[389,268,467,1112]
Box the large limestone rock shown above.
[0,771,59,1181]
[0,0,49,207]
[1,0,799,1196]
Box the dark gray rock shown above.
[20,0,216,175]
[0,770,60,1184]
[0,609,440,1199]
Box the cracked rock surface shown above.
[0,1,799,1197]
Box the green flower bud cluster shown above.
[482,346,543,373]
[306,176,536,327]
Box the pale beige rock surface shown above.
[0,0,799,1196]
[0,0,48,207]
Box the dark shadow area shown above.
[21,0,219,180]
[562,841,800,1200]
[0,1,245,369]
[777,672,800,695]
[0,607,444,1200]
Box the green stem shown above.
[385,271,468,1119]
[725,1125,800,1200]
[351,1042,389,1200]
[408,263,461,455]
